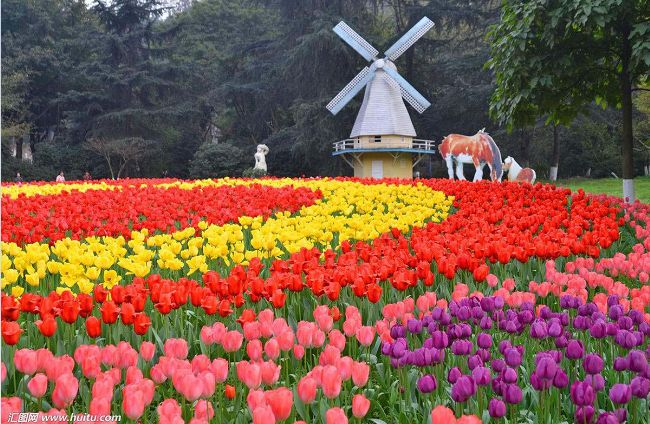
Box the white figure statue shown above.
[254,144,269,172]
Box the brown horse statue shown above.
[438,129,503,181]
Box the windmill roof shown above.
[350,65,416,138]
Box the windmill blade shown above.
[383,66,430,113]
[333,22,379,62]
[326,67,374,115]
[384,17,434,61]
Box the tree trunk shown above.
[520,128,531,167]
[620,24,635,202]
[550,124,560,181]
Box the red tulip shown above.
[2,321,22,345]
[133,313,151,335]
[86,316,101,338]
[35,315,57,337]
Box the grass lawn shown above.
[548,176,650,204]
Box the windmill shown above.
[327,17,438,179]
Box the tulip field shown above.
[1,177,650,424]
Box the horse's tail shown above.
[484,134,503,181]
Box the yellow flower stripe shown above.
[2,179,453,296]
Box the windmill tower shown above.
[327,18,437,179]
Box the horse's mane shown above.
[483,133,503,179]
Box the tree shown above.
[487,0,650,201]
[189,142,247,178]
[86,137,154,179]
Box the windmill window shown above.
[373,136,381,143]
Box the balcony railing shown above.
[333,138,437,153]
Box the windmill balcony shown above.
[332,137,437,155]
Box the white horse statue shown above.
[438,129,503,181]
[503,156,536,184]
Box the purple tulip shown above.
[476,348,491,363]
[613,356,629,372]
[488,398,506,418]
[503,367,518,384]
[536,356,558,380]
[480,297,495,312]
[566,340,584,360]
[571,381,595,406]
[416,374,437,393]
[503,383,522,404]
[448,367,462,384]
[548,321,563,337]
[530,320,548,339]
[617,316,633,330]
[431,331,448,349]
[491,359,506,373]
[584,374,604,392]
[471,366,491,386]
[630,376,650,399]
[589,320,607,339]
[467,354,483,370]
[391,338,407,358]
[390,325,406,339]
[575,406,595,424]
[498,340,512,355]
[553,369,569,388]
[406,319,422,334]
[479,315,493,329]
[477,332,492,349]
[627,350,647,373]
[583,354,604,375]
[530,372,552,391]
[609,383,631,404]
[595,412,618,424]
[505,347,522,367]
[451,375,476,402]
[451,339,472,356]
[555,335,569,348]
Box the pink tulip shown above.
[52,373,79,408]
[356,326,375,346]
[126,366,143,385]
[200,326,215,345]
[140,341,156,361]
[157,398,182,419]
[253,405,276,424]
[27,373,48,398]
[191,355,211,374]
[293,345,305,360]
[222,331,244,353]
[329,330,346,351]
[321,365,342,399]
[164,339,188,359]
[319,344,341,366]
[236,361,261,389]
[352,394,370,418]
[297,376,317,404]
[194,400,215,420]
[264,338,280,360]
[276,329,294,351]
[14,349,38,375]
[90,396,112,416]
[36,349,54,372]
[1,397,22,423]
[247,389,267,411]
[243,322,261,340]
[337,357,353,381]
[0,363,5,382]
[198,371,216,398]
[260,361,281,386]
[211,358,229,383]
[247,339,263,361]
[351,361,370,387]
[123,384,146,420]
[81,355,101,379]
[326,407,348,424]
[265,387,293,421]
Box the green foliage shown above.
[242,168,268,178]
[189,143,247,179]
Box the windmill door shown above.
[371,160,383,179]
